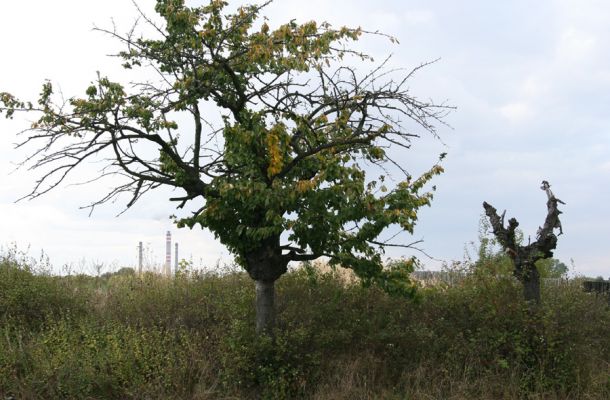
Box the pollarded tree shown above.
[483,181,565,304]
[1,0,450,333]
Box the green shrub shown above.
[0,260,88,329]
[0,259,608,399]
[220,321,321,399]
[1,317,213,399]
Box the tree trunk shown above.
[520,265,541,304]
[255,280,275,335]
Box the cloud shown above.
[599,161,610,173]
[402,10,436,25]
[556,27,597,63]
[498,102,535,123]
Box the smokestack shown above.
[175,242,179,272]
[138,241,143,274]
[165,231,171,277]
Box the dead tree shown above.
[482,181,565,303]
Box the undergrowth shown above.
[1,258,608,399]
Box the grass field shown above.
[1,257,609,399]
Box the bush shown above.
[0,259,608,399]
[0,317,212,399]
[0,259,88,329]
[220,321,321,399]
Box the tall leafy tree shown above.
[1,0,450,333]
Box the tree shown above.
[536,258,568,279]
[469,214,567,279]
[1,0,450,333]
[482,181,565,303]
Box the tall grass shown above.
[1,258,608,399]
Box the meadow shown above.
[1,255,609,399]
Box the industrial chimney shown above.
[138,241,143,274]
[174,242,179,272]
[165,231,172,277]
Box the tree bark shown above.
[255,280,275,335]
[521,265,541,304]
[244,240,287,335]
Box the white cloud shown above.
[555,27,597,64]
[402,10,436,25]
[520,75,550,98]
[599,161,610,173]
[498,102,535,123]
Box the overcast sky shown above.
[1,0,608,277]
